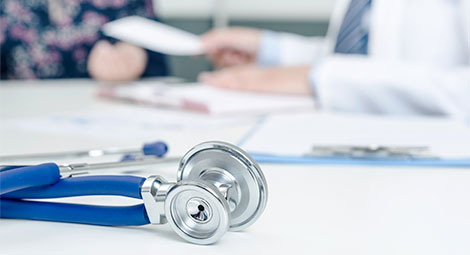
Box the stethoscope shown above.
[0,141,268,245]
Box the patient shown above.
[0,0,167,81]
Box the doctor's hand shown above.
[88,40,148,82]
[198,65,312,96]
[201,27,262,68]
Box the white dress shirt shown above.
[256,0,470,120]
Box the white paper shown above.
[0,106,257,158]
[240,112,470,158]
[1,107,254,141]
[99,83,316,116]
[102,16,203,55]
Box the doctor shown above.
[198,0,470,118]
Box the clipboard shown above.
[240,113,470,167]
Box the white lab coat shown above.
[273,0,470,119]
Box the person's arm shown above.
[201,27,325,68]
[199,65,312,95]
[87,41,148,82]
[257,31,325,67]
[87,0,167,82]
[311,55,470,119]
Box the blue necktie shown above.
[334,0,372,55]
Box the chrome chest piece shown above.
[140,141,268,244]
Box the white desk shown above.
[1,79,470,255]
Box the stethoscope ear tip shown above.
[165,180,230,245]
[142,141,168,157]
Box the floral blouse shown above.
[0,0,167,79]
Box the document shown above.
[1,107,254,141]
[0,106,258,158]
[240,112,470,164]
[98,83,315,116]
[102,16,203,55]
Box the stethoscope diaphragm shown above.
[177,141,268,231]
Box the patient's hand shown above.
[88,40,147,82]
[201,27,262,68]
[198,65,312,96]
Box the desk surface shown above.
[1,80,470,255]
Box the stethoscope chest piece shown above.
[177,141,268,231]
[165,180,230,245]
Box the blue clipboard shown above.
[249,153,470,168]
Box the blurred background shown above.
[156,0,335,80]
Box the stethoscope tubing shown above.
[0,163,61,195]
[1,156,180,178]
[0,156,179,197]
[0,163,150,226]
[2,175,145,199]
[0,199,150,226]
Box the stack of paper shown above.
[98,83,315,116]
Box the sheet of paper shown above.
[99,83,316,116]
[0,106,258,158]
[102,16,203,55]
[1,106,255,141]
[240,112,470,159]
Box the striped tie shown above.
[334,0,372,55]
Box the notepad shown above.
[98,83,315,116]
[102,16,203,55]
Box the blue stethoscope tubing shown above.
[0,163,150,226]
[1,163,61,195]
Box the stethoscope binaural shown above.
[0,141,169,162]
[0,141,268,245]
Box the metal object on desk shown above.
[309,145,436,159]
[0,141,268,245]
[176,141,268,232]
[0,141,168,162]
[56,156,180,177]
